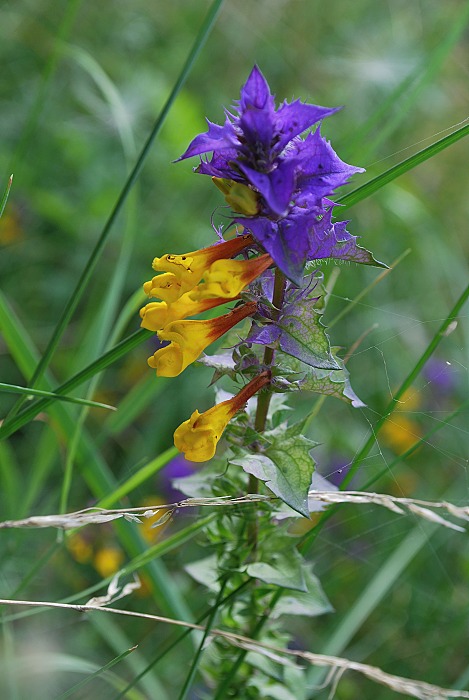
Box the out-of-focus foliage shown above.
[1,1,468,698]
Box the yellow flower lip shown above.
[140,294,233,332]
[190,253,272,301]
[147,301,257,377]
[144,234,254,303]
[174,371,271,462]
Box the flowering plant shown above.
[140,65,383,693]
[142,66,381,494]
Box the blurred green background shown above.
[1,1,468,698]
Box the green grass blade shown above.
[5,514,215,626]
[97,446,178,509]
[0,382,115,411]
[0,175,13,219]
[0,329,152,439]
[338,122,469,210]
[178,580,227,700]
[328,248,411,329]
[342,281,469,487]
[17,0,225,401]
[102,375,168,437]
[7,0,82,174]
[306,522,441,691]
[112,579,250,700]
[360,399,469,491]
[88,615,168,700]
[55,645,138,700]
[355,2,469,159]
[0,292,192,622]
[0,441,20,519]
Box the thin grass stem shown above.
[7,0,225,418]
[177,579,227,700]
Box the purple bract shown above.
[178,66,375,283]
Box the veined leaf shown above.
[232,434,317,517]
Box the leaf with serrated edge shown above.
[276,299,338,370]
[279,349,365,407]
[232,434,316,517]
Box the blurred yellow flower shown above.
[138,497,171,544]
[212,177,260,215]
[93,547,124,578]
[381,415,421,454]
[67,533,93,564]
[0,210,23,245]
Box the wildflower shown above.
[93,546,124,578]
[178,65,365,284]
[140,294,230,332]
[145,234,253,302]
[190,253,272,301]
[212,177,260,215]
[148,301,257,377]
[174,372,271,461]
[381,415,422,454]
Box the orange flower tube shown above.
[174,372,271,462]
[147,234,254,300]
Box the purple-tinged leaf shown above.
[279,350,365,407]
[276,298,339,369]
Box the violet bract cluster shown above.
[141,66,381,506]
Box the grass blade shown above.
[338,122,469,210]
[12,0,225,403]
[97,446,178,509]
[0,329,152,439]
[342,281,469,487]
[0,175,13,219]
[0,382,115,411]
[56,645,138,700]
[351,2,469,160]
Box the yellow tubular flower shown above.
[140,293,234,332]
[148,301,257,377]
[174,372,271,462]
[143,272,183,303]
[212,177,260,215]
[149,234,253,300]
[190,253,273,301]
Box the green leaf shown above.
[246,550,307,592]
[185,554,220,592]
[338,121,469,211]
[276,298,339,370]
[269,565,333,619]
[278,349,365,407]
[232,434,316,517]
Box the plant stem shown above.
[248,268,286,553]
[253,268,287,434]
